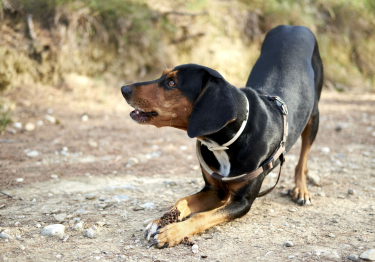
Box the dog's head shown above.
[121,64,237,138]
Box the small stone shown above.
[45,115,56,124]
[307,171,320,186]
[40,224,65,239]
[97,222,106,227]
[84,229,95,238]
[133,206,145,211]
[73,218,80,223]
[26,150,40,157]
[321,147,330,154]
[62,235,69,242]
[140,202,155,210]
[81,114,89,122]
[179,145,188,151]
[360,249,375,261]
[192,244,199,253]
[288,208,298,212]
[328,233,335,238]
[348,188,355,195]
[0,231,13,240]
[24,123,35,132]
[283,241,294,247]
[317,192,326,197]
[51,174,58,179]
[287,255,295,259]
[36,224,41,228]
[36,120,44,126]
[14,122,23,129]
[126,157,139,166]
[85,193,96,200]
[72,223,84,231]
[16,178,24,182]
[54,213,67,222]
[347,254,359,261]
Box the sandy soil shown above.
[0,82,374,262]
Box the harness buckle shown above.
[268,96,289,115]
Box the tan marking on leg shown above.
[154,203,232,247]
[292,117,313,204]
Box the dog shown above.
[121,25,323,248]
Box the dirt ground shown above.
[0,80,374,262]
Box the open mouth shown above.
[130,109,158,123]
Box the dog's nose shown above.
[121,85,133,100]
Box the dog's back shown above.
[246,25,323,151]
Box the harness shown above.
[196,95,289,197]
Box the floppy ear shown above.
[187,75,237,138]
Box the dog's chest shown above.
[200,139,231,177]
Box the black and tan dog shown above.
[121,25,323,248]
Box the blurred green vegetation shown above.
[0,102,12,132]
[0,0,374,90]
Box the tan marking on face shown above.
[130,82,193,129]
[162,68,172,76]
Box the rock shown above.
[84,229,95,238]
[348,188,355,195]
[360,249,375,261]
[307,171,320,186]
[62,235,69,242]
[19,245,25,251]
[35,224,41,228]
[40,224,65,239]
[113,195,129,202]
[317,192,326,197]
[288,208,298,212]
[283,241,294,247]
[54,213,67,222]
[25,123,35,131]
[13,122,22,129]
[321,147,330,154]
[97,222,106,227]
[26,150,40,157]
[36,120,44,126]
[133,206,145,211]
[45,115,56,124]
[81,114,89,122]
[16,178,24,182]
[126,157,139,167]
[85,193,96,200]
[179,145,188,151]
[88,139,97,147]
[348,254,359,261]
[328,233,335,238]
[51,174,58,179]
[72,223,84,231]
[140,202,155,210]
[0,231,13,240]
[192,244,199,253]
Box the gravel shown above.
[192,244,199,253]
[83,229,95,239]
[360,249,375,261]
[283,241,294,247]
[25,123,35,131]
[348,254,359,261]
[40,224,65,239]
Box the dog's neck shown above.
[202,85,249,145]
[200,86,283,175]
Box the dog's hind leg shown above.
[291,110,319,205]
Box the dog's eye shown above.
[168,80,175,87]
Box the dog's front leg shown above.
[144,184,229,240]
[149,192,255,248]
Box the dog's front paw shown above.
[144,219,162,240]
[289,186,311,205]
[149,222,189,248]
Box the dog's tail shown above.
[312,39,324,101]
